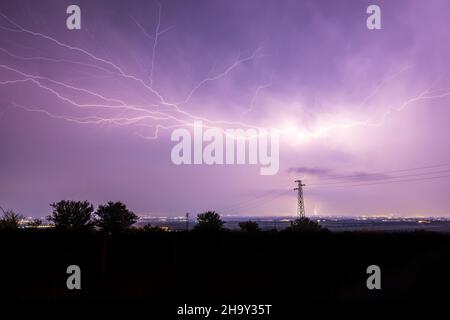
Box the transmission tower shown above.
[294,180,306,217]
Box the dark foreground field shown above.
[2,230,450,314]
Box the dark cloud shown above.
[340,172,391,182]
[288,167,391,182]
[288,167,333,176]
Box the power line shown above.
[219,161,450,214]
[221,189,290,213]
[217,188,289,212]
[308,168,450,186]
[308,173,450,189]
[306,162,450,183]
[221,189,291,214]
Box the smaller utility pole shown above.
[185,212,190,231]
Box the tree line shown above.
[0,200,138,232]
[0,200,325,232]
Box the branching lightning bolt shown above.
[1,10,450,145]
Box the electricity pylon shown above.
[294,180,306,218]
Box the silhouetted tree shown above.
[142,224,167,232]
[0,210,24,230]
[48,200,94,231]
[238,220,261,232]
[285,217,323,232]
[95,201,138,233]
[194,211,225,231]
[27,218,42,228]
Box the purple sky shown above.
[1,0,450,218]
